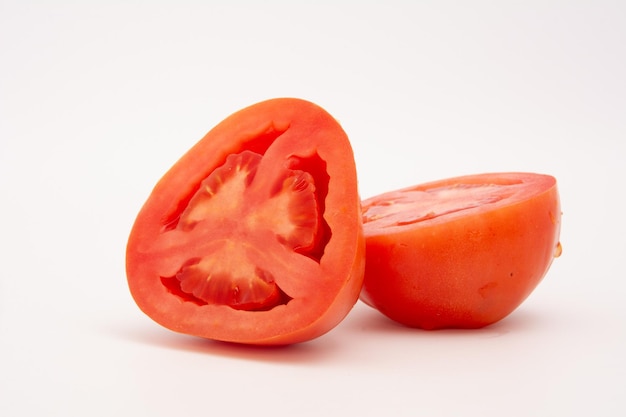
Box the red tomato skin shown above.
[126,98,364,345]
[360,173,561,330]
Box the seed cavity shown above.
[156,149,330,310]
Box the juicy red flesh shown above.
[363,183,512,229]
[156,149,328,311]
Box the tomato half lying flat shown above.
[126,98,364,345]
[360,172,561,329]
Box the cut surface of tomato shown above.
[126,98,364,345]
[360,172,561,330]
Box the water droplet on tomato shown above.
[554,242,562,258]
[232,285,241,302]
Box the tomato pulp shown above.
[360,173,561,329]
[126,98,364,345]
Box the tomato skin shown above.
[126,98,364,345]
[360,173,561,330]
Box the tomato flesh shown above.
[126,98,364,345]
[157,149,321,311]
[360,173,561,330]
[363,183,514,228]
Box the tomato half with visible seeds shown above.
[360,172,561,330]
[126,98,364,345]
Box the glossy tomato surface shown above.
[360,173,561,330]
[126,98,364,345]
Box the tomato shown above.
[360,172,561,329]
[126,98,364,345]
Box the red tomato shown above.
[360,173,561,329]
[126,98,364,345]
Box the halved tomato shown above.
[126,98,364,345]
[360,173,561,329]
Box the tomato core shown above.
[157,149,326,311]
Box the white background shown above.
[1,1,624,416]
